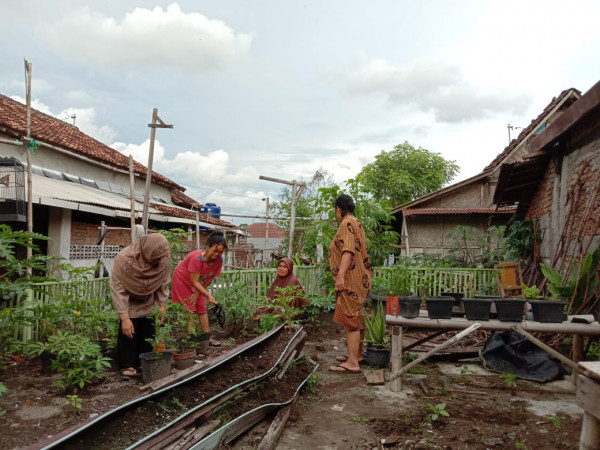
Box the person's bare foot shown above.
[329,363,361,373]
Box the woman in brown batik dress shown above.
[328,194,372,373]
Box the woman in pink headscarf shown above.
[254,258,308,321]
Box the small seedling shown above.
[545,415,561,428]
[501,373,517,388]
[426,403,449,422]
[460,365,476,375]
[305,373,318,394]
[65,394,82,410]
[515,442,527,449]
[172,397,186,410]
[347,416,369,423]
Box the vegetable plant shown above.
[426,403,449,422]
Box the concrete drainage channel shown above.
[33,325,311,450]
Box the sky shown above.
[2,1,600,225]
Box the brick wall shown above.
[526,161,554,220]
[70,221,132,246]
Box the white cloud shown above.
[65,90,91,103]
[10,96,54,115]
[336,54,531,123]
[6,78,54,95]
[40,3,254,73]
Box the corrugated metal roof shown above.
[402,208,515,216]
[30,173,152,212]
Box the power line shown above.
[183,182,269,201]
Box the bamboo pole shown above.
[511,325,579,372]
[129,155,136,243]
[24,60,33,275]
[389,323,481,382]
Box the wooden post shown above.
[129,155,136,243]
[258,176,306,260]
[24,60,33,275]
[390,325,402,392]
[142,108,173,231]
[573,334,584,363]
[577,364,600,450]
[263,197,270,266]
[195,210,200,250]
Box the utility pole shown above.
[142,108,173,232]
[259,176,306,259]
[24,60,33,275]
[128,155,136,243]
[262,197,270,265]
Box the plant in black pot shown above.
[368,274,390,303]
[362,302,390,367]
[386,264,420,317]
[140,307,175,384]
[523,281,566,323]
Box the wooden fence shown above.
[9,266,498,343]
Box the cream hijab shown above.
[112,233,171,295]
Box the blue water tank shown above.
[200,202,221,219]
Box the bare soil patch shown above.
[0,312,584,449]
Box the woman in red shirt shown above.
[172,230,227,346]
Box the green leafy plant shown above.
[540,249,600,312]
[26,330,112,389]
[255,285,304,333]
[157,228,189,274]
[218,281,256,329]
[0,382,7,417]
[362,301,388,348]
[515,442,527,449]
[387,263,414,296]
[347,416,370,423]
[65,394,82,410]
[426,403,449,422]
[460,365,476,375]
[545,415,561,428]
[522,284,543,300]
[305,373,318,394]
[501,372,517,388]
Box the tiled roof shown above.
[0,93,183,190]
[150,203,236,228]
[402,208,515,216]
[484,88,581,171]
[171,190,201,208]
[244,222,286,238]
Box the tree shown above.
[356,141,459,207]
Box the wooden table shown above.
[577,361,600,450]
[386,311,600,392]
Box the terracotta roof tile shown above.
[151,203,236,228]
[484,88,581,171]
[0,93,182,190]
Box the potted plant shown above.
[140,307,174,384]
[362,301,390,367]
[523,282,566,323]
[165,302,197,370]
[385,264,420,318]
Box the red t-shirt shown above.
[171,250,223,304]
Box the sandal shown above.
[120,367,138,378]
[335,355,367,365]
[209,338,221,347]
[329,363,361,374]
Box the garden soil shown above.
[0,311,585,450]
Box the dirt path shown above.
[0,313,585,449]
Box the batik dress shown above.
[328,216,372,330]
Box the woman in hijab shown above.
[110,233,171,377]
[254,257,308,321]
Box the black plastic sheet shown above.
[481,331,568,382]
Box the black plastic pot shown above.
[364,346,390,368]
[368,289,388,303]
[474,295,501,317]
[397,296,421,319]
[494,299,526,322]
[463,298,493,321]
[425,296,454,319]
[442,291,465,316]
[528,300,567,323]
[139,351,173,384]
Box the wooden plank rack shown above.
[386,312,600,392]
